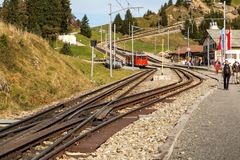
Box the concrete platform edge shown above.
[154,86,218,160]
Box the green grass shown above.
[91,25,124,42]
[56,34,105,60]
[232,0,240,6]
[70,45,104,60]
[68,58,136,86]
[118,32,198,53]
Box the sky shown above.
[71,0,177,27]
[0,0,176,27]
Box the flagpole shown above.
[223,0,226,63]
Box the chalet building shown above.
[169,45,203,65]
[203,25,240,64]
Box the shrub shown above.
[60,43,72,55]
[0,34,16,69]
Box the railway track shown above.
[0,70,154,140]
[0,69,156,159]
[0,67,204,160]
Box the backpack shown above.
[224,64,231,75]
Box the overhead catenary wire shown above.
[115,0,125,10]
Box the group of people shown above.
[214,59,240,90]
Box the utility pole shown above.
[178,46,180,63]
[168,29,170,52]
[91,46,94,80]
[101,25,103,47]
[223,0,226,63]
[129,22,131,38]
[154,35,157,54]
[131,25,144,69]
[114,24,116,69]
[187,27,190,61]
[109,3,113,77]
[132,25,134,69]
[105,33,108,57]
[207,35,210,70]
[108,3,143,76]
[162,39,164,75]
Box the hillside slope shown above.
[0,22,133,117]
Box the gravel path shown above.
[58,70,218,160]
[170,83,240,160]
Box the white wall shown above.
[58,35,77,45]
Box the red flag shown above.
[227,28,232,50]
[218,34,222,50]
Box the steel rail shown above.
[33,69,203,160]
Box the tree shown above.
[121,9,134,35]
[60,0,71,33]
[168,0,173,6]
[175,0,184,6]
[113,13,123,33]
[221,0,232,5]
[161,10,168,26]
[5,0,19,26]
[184,19,199,39]
[198,10,223,44]
[0,0,10,22]
[231,15,240,29]
[80,14,91,38]
[27,0,71,40]
[61,43,72,55]
[143,10,155,18]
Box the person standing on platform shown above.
[214,59,221,74]
[232,60,240,84]
[222,60,231,90]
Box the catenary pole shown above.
[207,35,210,70]
[162,39,164,75]
[187,27,190,61]
[223,0,226,63]
[114,23,116,68]
[132,25,134,69]
[101,25,103,47]
[91,46,94,79]
[105,33,108,58]
[109,3,113,77]
[168,29,170,52]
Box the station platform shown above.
[170,71,240,160]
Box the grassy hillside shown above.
[117,32,198,53]
[0,22,134,117]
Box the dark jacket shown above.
[223,63,232,76]
[232,62,240,73]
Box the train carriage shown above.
[126,52,148,67]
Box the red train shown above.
[126,52,148,67]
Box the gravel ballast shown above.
[58,69,218,160]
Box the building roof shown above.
[170,45,203,55]
[207,29,240,48]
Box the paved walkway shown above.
[170,79,240,160]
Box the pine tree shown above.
[231,15,240,29]
[113,13,123,33]
[168,0,173,6]
[161,10,168,26]
[27,0,45,35]
[5,0,19,26]
[60,0,71,33]
[221,0,232,5]
[0,0,10,22]
[18,0,28,28]
[61,43,72,55]
[175,0,184,6]
[121,9,133,35]
[198,10,223,44]
[80,14,91,38]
